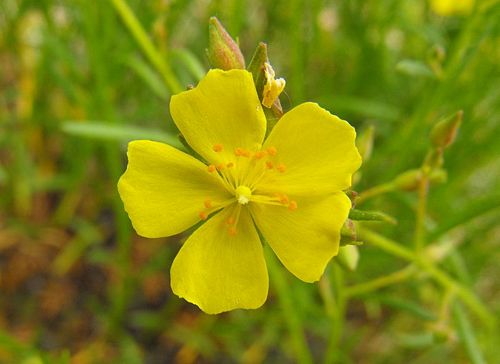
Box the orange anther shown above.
[266,161,274,169]
[241,149,251,158]
[234,147,244,156]
[228,226,237,236]
[226,162,234,168]
[199,211,208,220]
[207,164,216,173]
[204,199,212,209]
[276,163,287,173]
[267,146,277,156]
[288,200,298,211]
[226,217,235,225]
[213,144,223,152]
[254,151,266,159]
[216,163,225,171]
[278,194,289,204]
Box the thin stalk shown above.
[356,183,394,205]
[265,248,313,364]
[414,168,430,252]
[345,265,416,297]
[357,227,495,328]
[324,264,347,364]
[109,0,182,94]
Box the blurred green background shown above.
[1,0,499,363]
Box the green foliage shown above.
[0,0,499,363]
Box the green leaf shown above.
[171,49,207,81]
[453,302,486,364]
[349,209,397,224]
[61,121,183,149]
[375,295,438,321]
[396,59,435,78]
[126,56,169,99]
[324,95,401,122]
[396,332,435,348]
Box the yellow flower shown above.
[430,0,474,16]
[118,69,361,314]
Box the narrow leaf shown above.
[126,57,169,99]
[349,209,397,224]
[62,121,183,149]
[453,302,486,364]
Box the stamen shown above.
[266,161,274,169]
[226,206,242,236]
[277,194,289,204]
[226,162,234,168]
[235,147,251,158]
[199,198,238,222]
[276,163,287,173]
[267,146,277,156]
[254,151,266,159]
[213,144,224,152]
[216,163,225,171]
[250,195,286,207]
[288,200,298,211]
[207,164,216,173]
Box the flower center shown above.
[235,185,252,205]
[198,143,299,232]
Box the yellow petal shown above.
[250,192,351,282]
[256,102,361,196]
[170,69,267,166]
[170,206,268,314]
[118,140,232,238]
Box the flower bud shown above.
[207,17,245,70]
[337,245,359,271]
[393,168,447,191]
[393,169,422,191]
[430,110,463,150]
[356,125,375,162]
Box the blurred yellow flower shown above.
[430,0,475,16]
[118,69,361,314]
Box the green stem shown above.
[265,248,313,364]
[109,0,182,94]
[415,168,430,252]
[345,265,416,297]
[323,264,347,364]
[356,183,394,204]
[357,227,495,328]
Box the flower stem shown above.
[344,265,416,297]
[323,264,347,364]
[265,248,313,364]
[356,183,394,204]
[109,0,182,94]
[357,227,496,328]
[414,169,430,252]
